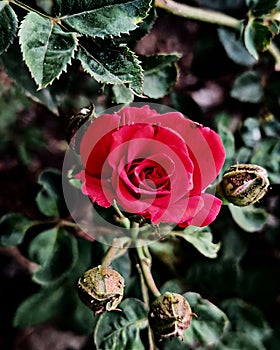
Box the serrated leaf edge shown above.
[19,13,79,89]
[61,0,153,39]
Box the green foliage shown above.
[60,0,152,38]
[230,71,263,103]
[36,169,68,217]
[19,12,78,88]
[142,54,180,99]
[0,0,163,109]
[218,28,256,67]
[77,41,143,95]
[228,204,269,232]
[94,298,148,350]
[221,298,272,343]
[173,226,221,259]
[13,284,66,327]
[29,227,78,285]
[0,3,17,55]
[0,213,33,246]
[182,292,229,348]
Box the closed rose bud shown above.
[216,164,270,207]
[66,104,96,151]
[148,292,194,342]
[77,266,124,315]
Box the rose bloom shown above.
[76,105,225,227]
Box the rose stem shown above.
[154,0,279,68]
[135,263,156,350]
[136,245,161,298]
[112,200,131,229]
[101,237,131,267]
[155,0,240,28]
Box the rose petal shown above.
[122,108,225,191]
[179,193,222,227]
[152,195,204,224]
[76,170,112,207]
[79,113,120,174]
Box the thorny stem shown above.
[136,245,161,298]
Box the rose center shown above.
[126,158,170,193]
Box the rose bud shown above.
[148,292,194,342]
[216,164,270,206]
[77,266,124,315]
[66,103,96,152]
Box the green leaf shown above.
[94,298,148,350]
[0,3,17,55]
[77,43,143,95]
[0,38,59,115]
[53,0,76,16]
[240,117,261,148]
[13,285,65,327]
[29,227,78,285]
[142,53,180,99]
[246,0,279,16]
[61,0,152,38]
[228,204,269,232]
[217,122,235,174]
[174,226,221,259]
[217,332,266,350]
[230,71,263,103]
[112,84,134,104]
[217,28,256,66]
[19,12,77,88]
[251,139,280,183]
[0,213,33,246]
[36,169,67,217]
[182,292,230,348]
[244,20,273,59]
[221,298,272,343]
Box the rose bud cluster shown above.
[148,292,194,342]
[216,164,270,206]
[77,266,124,315]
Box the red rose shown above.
[76,105,225,227]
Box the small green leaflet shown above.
[13,285,65,327]
[61,0,152,38]
[78,44,143,95]
[0,213,33,247]
[29,227,79,286]
[228,204,269,232]
[19,12,78,88]
[0,3,18,55]
[174,226,221,259]
[94,298,148,350]
[142,53,180,99]
[244,19,273,60]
